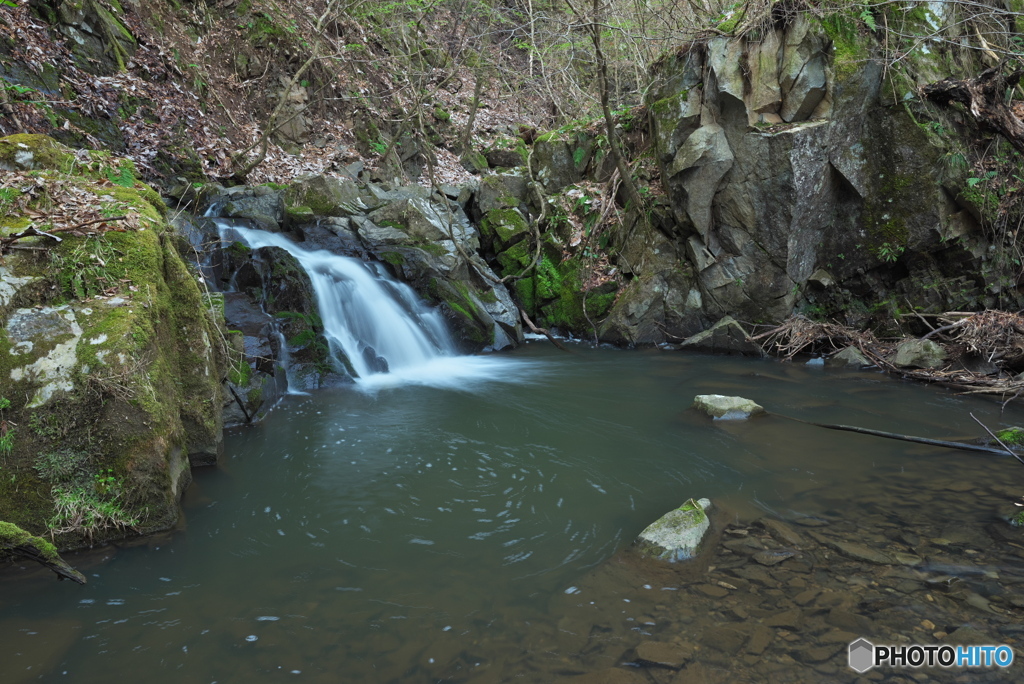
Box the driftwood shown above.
[922,64,1024,154]
[0,216,127,256]
[0,523,86,584]
[519,308,569,352]
[774,413,1013,457]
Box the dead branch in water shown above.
[519,308,569,352]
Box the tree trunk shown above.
[922,65,1024,154]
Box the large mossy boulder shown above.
[0,135,227,550]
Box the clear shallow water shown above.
[3,343,1023,682]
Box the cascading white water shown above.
[217,221,524,391]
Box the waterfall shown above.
[216,221,523,391]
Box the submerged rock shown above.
[635,498,712,561]
[692,394,764,419]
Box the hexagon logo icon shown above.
[848,638,875,673]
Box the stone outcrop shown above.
[0,135,228,549]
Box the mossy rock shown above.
[0,135,227,549]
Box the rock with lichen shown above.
[635,498,713,562]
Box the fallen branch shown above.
[0,216,127,255]
[969,412,1024,467]
[519,307,569,352]
[1,522,86,584]
[774,413,1012,457]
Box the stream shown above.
[3,344,1024,682]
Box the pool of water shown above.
[3,343,1023,682]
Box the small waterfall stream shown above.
[216,221,523,391]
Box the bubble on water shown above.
[443,626,452,631]
[256,616,279,621]
[564,586,580,595]
[643,584,652,590]
[245,635,258,642]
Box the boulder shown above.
[892,338,947,369]
[285,174,380,217]
[219,185,285,231]
[635,498,713,562]
[692,394,765,419]
[829,346,869,367]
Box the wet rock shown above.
[810,533,894,565]
[695,584,730,598]
[560,668,649,684]
[826,609,873,634]
[891,339,947,369]
[763,608,803,630]
[760,519,804,546]
[699,626,748,655]
[753,550,795,566]
[941,625,997,646]
[634,641,693,669]
[745,625,774,655]
[794,642,844,664]
[220,185,286,231]
[829,346,869,367]
[692,394,764,419]
[635,498,712,561]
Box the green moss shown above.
[416,243,446,257]
[433,106,451,122]
[481,208,528,246]
[497,239,533,276]
[996,428,1024,445]
[863,172,912,258]
[380,251,405,266]
[0,520,61,562]
[819,14,870,81]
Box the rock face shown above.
[692,395,765,419]
[497,12,1021,344]
[0,135,227,549]
[635,498,713,561]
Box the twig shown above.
[776,412,1013,457]
[969,412,1024,467]
[519,307,569,352]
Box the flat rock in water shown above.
[760,518,804,546]
[635,498,712,562]
[812,533,895,565]
[692,394,764,419]
[753,550,795,566]
[634,641,692,669]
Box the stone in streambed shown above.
[692,394,764,419]
[635,498,712,562]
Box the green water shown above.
[2,343,1022,682]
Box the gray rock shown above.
[666,123,734,238]
[220,186,285,231]
[692,394,765,419]
[635,498,712,561]
[891,338,947,369]
[829,346,869,367]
